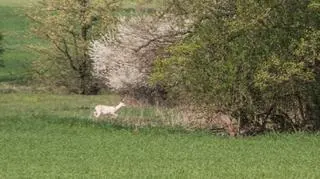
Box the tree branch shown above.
[133,30,192,53]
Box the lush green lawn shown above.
[0,93,319,178]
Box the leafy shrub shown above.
[152,0,320,133]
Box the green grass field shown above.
[0,93,320,178]
[0,0,38,83]
[0,0,35,6]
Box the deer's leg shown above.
[95,111,101,118]
[112,113,118,118]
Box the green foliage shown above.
[0,93,320,178]
[27,0,121,94]
[254,56,314,90]
[294,1,320,127]
[152,0,320,130]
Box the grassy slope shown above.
[0,93,319,178]
[0,0,38,83]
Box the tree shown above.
[89,11,190,103]
[27,0,121,94]
[294,0,320,129]
[152,0,319,132]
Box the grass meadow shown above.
[0,4,34,83]
[1,93,320,178]
[1,1,320,178]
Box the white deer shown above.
[93,102,126,118]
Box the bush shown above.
[152,0,320,133]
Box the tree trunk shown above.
[78,0,97,95]
[79,60,98,95]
